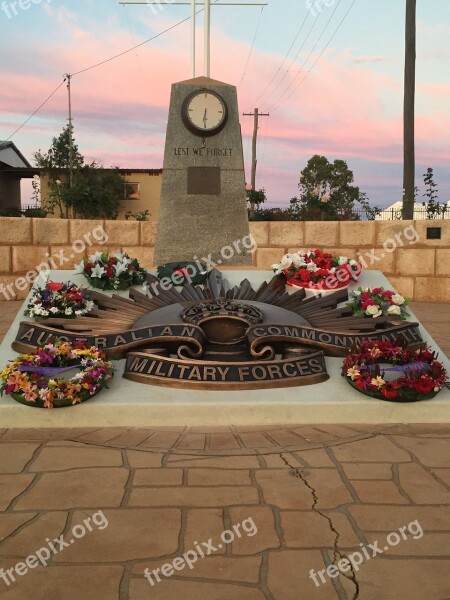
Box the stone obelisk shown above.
[154,76,252,266]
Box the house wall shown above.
[0,218,448,303]
[40,172,162,221]
[118,172,162,221]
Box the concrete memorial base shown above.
[0,270,448,427]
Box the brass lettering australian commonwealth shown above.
[248,322,423,357]
[13,323,205,360]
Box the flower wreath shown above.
[25,281,94,319]
[272,249,360,290]
[342,339,449,403]
[156,261,208,286]
[76,251,146,291]
[0,339,114,409]
[347,287,411,320]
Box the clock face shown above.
[182,90,228,137]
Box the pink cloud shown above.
[2,12,450,206]
[353,56,387,63]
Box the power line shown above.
[72,0,229,77]
[253,8,313,107]
[268,0,343,112]
[268,0,342,112]
[260,6,325,108]
[4,78,67,141]
[122,2,146,68]
[238,5,265,88]
[4,5,210,141]
[272,0,356,111]
[72,13,193,76]
[3,0,354,143]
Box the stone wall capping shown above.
[0,217,32,244]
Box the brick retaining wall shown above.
[0,217,448,302]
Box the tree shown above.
[422,167,447,219]
[34,125,85,219]
[403,0,416,220]
[34,126,124,220]
[295,155,373,220]
[246,187,267,210]
[34,125,84,171]
[62,164,124,220]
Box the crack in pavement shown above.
[279,453,360,600]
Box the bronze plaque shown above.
[11,270,425,390]
[187,167,221,195]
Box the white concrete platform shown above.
[0,270,449,426]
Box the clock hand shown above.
[203,108,208,127]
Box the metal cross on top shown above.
[119,0,267,78]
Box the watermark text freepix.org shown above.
[357,223,419,269]
[144,233,257,300]
[306,0,336,17]
[309,519,424,588]
[0,225,108,301]
[307,223,419,295]
[142,0,178,16]
[0,510,109,587]
[144,516,257,586]
[1,0,50,19]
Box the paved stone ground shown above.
[412,302,450,359]
[1,425,450,599]
[0,303,450,598]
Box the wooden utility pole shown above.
[403,0,416,220]
[65,73,74,219]
[243,108,269,217]
[65,73,74,189]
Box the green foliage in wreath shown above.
[157,262,208,286]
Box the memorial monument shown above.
[155,77,252,265]
[120,0,268,265]
[6,1,431,392]
[4,0,450,414]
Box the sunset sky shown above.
[1,0,449,207]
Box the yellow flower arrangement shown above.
[0,338,114,409]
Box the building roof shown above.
[0,166,162,176]
[376,199,450,220]
[0,141,32,168]
[36,167,163,174]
